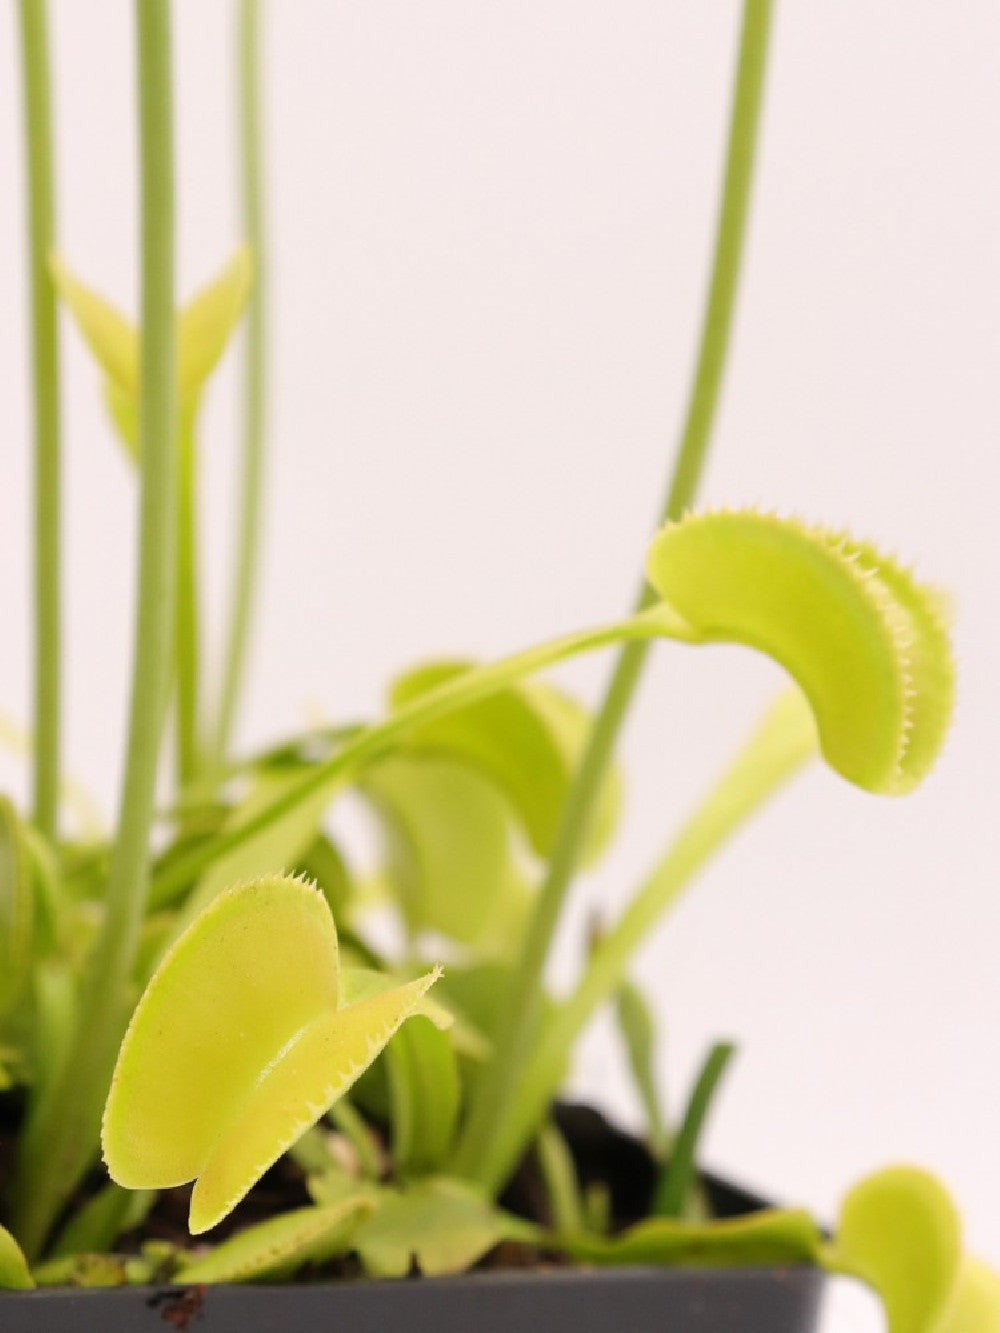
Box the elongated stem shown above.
[10,0,176,1257]
[465,689,813,1194]
[211,0,266,771]
[148,603,694,908]
[18,0,60,841]
[537,1121,585,1235]
[175,411,200,784]
[451,0,775,1187]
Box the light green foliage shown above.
[102,875,441,1233]
[536,1121,586,1235]
[362,755,530,950]
[48,257,137,394]
[305,1169,539,1277]
[172,767,336,919]
[614,981,668,1157]
[177,1199,371,1283]
[50,247,253,453]
[645,511,954,793]
[561,1207,823,1267]
[0,1224,34,1290]
[823,1166,963,1333]
[48,1183,154,1261]
[388,664,620,862]
[821,1167,1000,1333]
[935,1259,1000,1333]
[360,664,622,952]
[349,1178,540,1278]
[386,1015,461,1176]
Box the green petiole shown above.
[17,0,61,842]
[451,0,775,1188]
[10,0,177,1258]
[175,411,201,785]
[149,604,694,907]
[210,0,267,773]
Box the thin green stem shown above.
[328,1101,384,1181]
[211,0,266,771]
[10,0,176,1258]
[18,0,61,841]
[451,0,774,1188]
[175,411,200,785]
[148,604,693,909]
[537,1121,585,1235]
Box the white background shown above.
[0,3,997,1320]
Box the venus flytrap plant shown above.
[1,3,996,1331]
[102,875,443,1234]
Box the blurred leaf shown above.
[536,1120,585,1234]
[30,961,76,1101]
[362,754,530,951]
[0,1224,34,1290]
[352,1177,540,1278]
[935,1259,1000,1333]
[31,1254,129,1288]
[823,1166,963,1333]
[176,245,253,402]
[52,248,253,454]
[295,832,354,921]
[103,377,138,458]
[49,256,137,394]
[653,1041,736,1217]
[0,797,33,1016]
[168,767,336,920]
[388,663,619,862]
[386,1015,460,1176]
[49,1184,155,1261]
[614,981,668,1157]
[561,1207,823,1267]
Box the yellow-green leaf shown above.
[49,255,138,395]
[362,754,530,950]
[824,1166,963,1333]
[935,1259,1000,1333]
[51,247,253,438]
[645,511,954,794]
[177,245,253,402]
[388,663,619,862]
[352,1178,540,1277]
[0,1223,34,1290]
[103,378,138,458]
[386,1015,460,1176]
[557,1206,823,1267]
[177,1199,371,1283]
[173,766,337,923]
[102,875,441,1234]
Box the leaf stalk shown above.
[451,0,775,1188]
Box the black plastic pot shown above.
[1,1264,824,1332]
